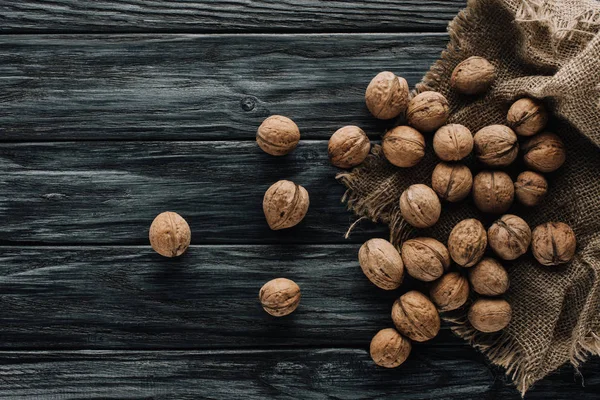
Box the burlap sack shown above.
[338,0,600,394]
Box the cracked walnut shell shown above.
[523,132,566,173]
[328,125,371,169]
[149,211,191,257]
[256,115,300,156]
[450,56,496,95]
[359,238,405,290]
[474,125,519,167]
[399,184,441,229]
[370,328,412,368]
[507,98,548,136]
[488,214,531,260]
[259,278,301,317]
[365,71,410,120]
[401,237,450,282]
[468,298,512,333]
[431,162,473,202]
[429,272,470,311]
[263,180,310,230]
[531,222,576,266]
[392,291,440,342]
[469,258,509,296]
[473,171,514,214]
[382,126,425,168]
[433,124,474,161]
[448,219,487,267]
[406,91,450,132]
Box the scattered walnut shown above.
[433,124,474,161]
[514,171,548,207]
[406,91,450,132]
[431,162,473,202]
[469,258,510,296]
[382,126,426,168]
[365,71,410,120]
[259,278,301,317]
[448,219,487,267]
[263,180,310,230]
[369,328,412,368]
[468,298,512,333]
[488,214,531,260]
[328,125,371,169]
[399,184,441,228]
[149,211,191,258]
[472,171,514,214]
[401,237,450,282]
[473,125,519,167]
[507,98,548,136]
[531,222,576,266]
[429,272,470,311]
[256,115,300,156]
[523,132,566,173]
[359,238,405,290]
[392,291,440,342]
[450,56,496,95]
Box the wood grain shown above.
[0,349,596,399]
[0,1,465,33]
[0,141,387,245]
[0,33,447,141]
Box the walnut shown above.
[401,237,450,282]
[429,272,470,311]
[531,222,576,266]
[450,56,496,95]
[406,91,450,132]
[488,214,531,260]
[369,328,412,368]
[472,171,514,214]
[399,184,441,228]
[468,298,512,333]
[473,125,519,167]
[391,291,440,342]
[365,71,410,120]
[507,98,548,136]
[523,132,566,173]
[448,219,487,267]
[149,211,191,257]
[328,125,371,168]
[359,238,405,290]
[431,162,473,202]
[433,124,474,161]
[515,171,548,207]
[259,278,301,317]
[263,180,309,230]
[256,115,300,156]
[382,126,425,168]
[469,258,510,296]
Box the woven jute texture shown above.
[338,0,600,394]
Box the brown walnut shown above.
[149,211,191,258]
[433,124,474,161]
[369,328,412,368]
[448,219,487,267]
[531,222,576,266]
[523,132,566,173]
[469,258,510,296]
[473,125,519,167]
[406,91,450,132]
[431,162,473,202]
[507,98,548,136]
[401,237,450,282]
[515,171,548,207]
[429,272,470,311]
[399,184,441,229]
[365,71,410,120]
[263,180,310,230]
[259,278,301,317]
[450,56,496,95]
[391,291,440,342]
[328,126,371,169]
[359,238,405,290]
[472,171,514,214]
[468,298,512,333]
[256,115,300,156]
[488,214,531,260]
[382,126,425,168]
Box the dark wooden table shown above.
[0,1,598,398]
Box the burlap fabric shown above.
[338,0,600,394]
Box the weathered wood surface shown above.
[0,1,464,33]
[0,350,596,400]
[0,141,386,245]
[0,34,447,141]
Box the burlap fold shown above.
[338,0,600,394]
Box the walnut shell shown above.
[259,278,301,317]
[401,237,450,282]
[399,184,441,229]
[507,98,548,136]
[472,171,514,214]
[328,126,371,169]
[450,56,496,95]
[431,162,473,202]
[263,180,310,230]
[469,258,510,296]
[488,214,531,260]
[515,171,548,207]
[473,125,519,167]
[448,219,487,267]
[523,132,566,173]
[149,211,191,257]
[531,222,576,266]
[256,115,300,156]
[391,291,440,342]
[359,238,405,290]
[406,91,450,132]
[468,298,512,333]
[429,272,470,311]
[382,126,425,168]
[433,124,474,161]
[369,328,412,368]
[365,71,410,120]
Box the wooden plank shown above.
[0,350,596,399]
[0,141,385,245]
[0,33,447,141]
[0,1,465,33]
